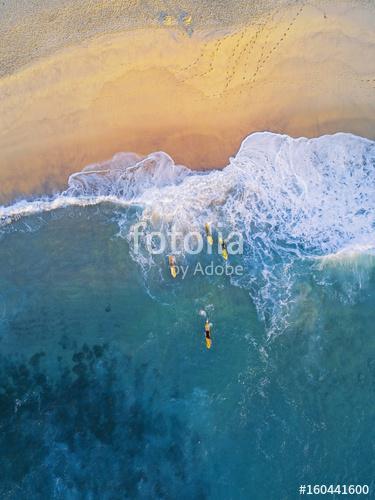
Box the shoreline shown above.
[1,130,373,212]
[1,0,375,202]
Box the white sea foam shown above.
[1,132,374,331]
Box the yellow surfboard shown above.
[219,237,228,260]
[168,255,177,278]
[205,223,214,246]
[204,320,212,349]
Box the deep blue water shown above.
[0,205,374,499]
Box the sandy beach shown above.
[0,0,374,201]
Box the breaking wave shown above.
[1,132,374,333]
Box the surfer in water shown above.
[219,237,228,260]
[204,319,212,349]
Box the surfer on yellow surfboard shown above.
[168,255,178,278]
[218,237,228,260]
[204,319,212,349]
[205,222,213,246]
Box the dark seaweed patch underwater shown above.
[0,343,207,499]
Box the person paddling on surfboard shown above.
[168,255,177,278]
[205,223,213,246]
[218,237,228,260]
[204,319,212,349]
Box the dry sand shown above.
[0,0,374,201]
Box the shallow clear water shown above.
[1,132,374,498]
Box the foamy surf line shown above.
[1,131,374,262]
[0,195,140,226]
[316,243,375,262]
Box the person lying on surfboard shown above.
[204,319,212,349]
[205,223,213,245]
[219,237,228,260]
[168,255,177,278]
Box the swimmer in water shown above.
[204,319,212,349]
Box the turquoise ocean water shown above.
[0,132,374,498]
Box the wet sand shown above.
[0,0,374,201]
